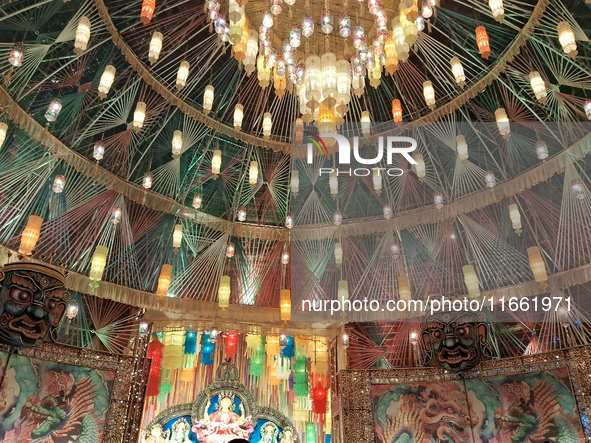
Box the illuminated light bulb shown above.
[74,16,91,56]
[218,275,231,309]
[133,102,146,130]
[237,206,247,221]
[98,65,116,99]
[271,0,282,15]
[475,26,491,59]
[334,242,343,265]
[333,211,343,226]
[527,246,548,288]
[340,13,352,37]
[413,154,426,179]
[281,251,290,265]
[45,101,62,122]
[383,205,393,220]
[285,212,293,229]
[341,333,350,349]
[291,170,300,196]
[495,108,510,137]
[373,168,382,194]
[485,170,496,188]
[302,15,314,37]
[262,10,274,27]
[421,3,433,18]
[535,140,548,160]
[176,61,190,90]
[321,10,334,34]
[392,99,403,125]
[203,85,214,112]
[226,242,235,258]
[585,100,591,120]
[571,179,585,199]
[434,192,444,209]
[263,112,272,139]
[509,203,522,234]
[529,71,546,104]
[398,275,411,301]
[249,161,258,188]
[172,224,183,249]
[8,43,26,67]
[110,207,122,224]
[390,242,400,259]
[192,193,203,209]
[361,111,371,135]
[462,265,480,297]
[156,264,173,296]
[280,289,291,322]
[450,56,466,88]
[66,301,79,319]
[18,215,43,255]
[142,171,153,189]
[422,81,436,110]
[171,130,183,157]
[211,149,222,177]
[148,32,163,64]
[338,280,349,305]
[52,175,66,193]
[456,135,469,161]
[138,321,150,337]
[141,0,156,25]
[233,104,244,131]
[89,245,108,287]
[489,0,504,22]
[329,170,339,196]
[557,21,577,59]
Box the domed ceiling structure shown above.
[0,0,590,364]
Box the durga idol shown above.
[192,394,254,443]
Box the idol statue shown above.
[141,425,167,443]
[168,418,192,443]
[192,394,254,443]
[0,262,69,348]
[260,422,279,443]
[279,429,297,443]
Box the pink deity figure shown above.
[192,395,254,443]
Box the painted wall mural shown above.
[372,367,584,443]
[0,351,115,443]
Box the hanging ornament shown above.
[74,17,91,56]
[392,99,403,124]
[340,13,352,37]
[215,15,227,34]
[585,100,591,120]
[557,21,577,59]
[409,329,419,345]
[146,336,164,397]
[248,161,258,188]
[384,34,399,74]
[329,170,339,197]
[456,135,469,161]
[156,264,173,296]
[237,206,247,221]
[302,15,314,37]
[218,275,231,309]
[495,107,510,138]
[485,170,496,188]
[211,149,222,177]
[422,81,436,110]
[148,32,163,64]
[172,224,183,249]
[475,26,491,59]
[383,204,393,219]
[508,203,522,234]
[139,321,150,338]
[18,215,43,256]
[133,102,146,129]
[361,110,371,135]
[262,10,274,27]
[171,130,183,157]
[8,43,26,67]
[450,56,466,88]
[141,0,156,25]
[281,251,290,265]
[263,112,273,138]
[462,265,480,297]
[45,101,62,122]
[226,242,235,258]
[271,0,282,15]
[280,289,291,322]
[413,154,426,179]
[398,275,411,300]
[176,61,190,90]
[338,279,349,305]
[110,207,122,224]
[285,212,293,229]
[535,140,548,159]
[571,179,585,199]
[488,0,504,22]
[421,3,433,18]
[142,171,153,189]
[373,168,382,194]
[334,242,343,265]
[434,192,444,209]
[333,211,343,226]
[234,104,244,130]
[203,85,214,112]
[528,71,546,104]
[89,245,109,288]
[225,332,239,357]
[321,11,334,34]
[342,333,350,349]
[390,242,400,259]
[98,65,116,99]
[527,247,548,289]
[93,142,105,161]
[52,175,66,193]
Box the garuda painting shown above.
[372,367,584,443]
[0,352,114,443]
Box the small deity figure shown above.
[279,429,297,443]
[169,418,191,443]
[192,395,254,443]
[144,425,166,443]
[260,422,279,443]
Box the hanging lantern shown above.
[475,26,491,59]
[139,321,150,337]
[321,53,338,106]
[508,203,522,234]
[485,170,496,188]
[110,207,122,224]
[409,329,419,345]
[495,107,510,137]
[340,13,352,37]
[203,85,214,112]
[142,171,153,189]
[421,3,433,18]
[434,192,444,209]
[416,15,425,31]
[321,10,334,34]
[584,100,591,120]
[263,112,272,138]
[373,168,382,194]
[243,30,259,75]
[225,332,239,357]
[302,15,314,37]
[527,246,548,289]
[98,65,116,99]
[0,122,7,149]
[384,35,399,74]
[392,99,403,125]
[462,265,480,297]
[383,204,393,219]
[450,56,466,88]
[333,242,344,265]
[52,175,66,193]
[148,32,163,64]
[93,142,105,161]
[156,264,173,296]
[306,423,317,443]
[329,170,339,196]
[290,170,300,197]
[571,179,585,199]
[262,10,274,27]
[422,81,436,110]
[171,130,183,157]
[176,61,190,91]
[45,101,62,122]
[390,242,400,259]
[89,245,108,287]
[65,301,79,320]
[294,119,304,144]
[237,206,247,221]
[535,140,548,159]
[190,193,202,210]
[528,71,546,104]
[281,251,290,265]
[280,289,291,322]
[398,275,411,300]
[18,215,43,255]
[8,43,26,67]
[338,280,349,306]
[392,17,409,62]
[401,0,419,21]
[456,135,469,161]
[361,111,371,135]
[209,328,219,343]
[141,0,156,24]
[146,336,164,397]
[285,213,293,229]
[133,102,146,130]
[218,275,231,309]
[557,21,577,59]
[333,211,343,226]
[271,0,282,15]
[353,25,365,49]
[257,55,272,88]
[215,15,227,34]
[488,0,504,22]
[234,104,244,130]
[226,242,235,258]
[212,149,222,177]
[172,224,183,249]
[413,154,426,179]
[74,17,91,56]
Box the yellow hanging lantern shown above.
[203,85,215,112]
[98,65,116,99]
[18,215,43,255]
[266,335,281,361]
[527,247,548,289]
[263,112,272,139]
[529,71,547,104]
[280,289,292,322]
[384,34,399,74]
[557,21,577,59]
[462,265,480,297]
[257,55,271,88]
[509,203,522,234]
[172,224,183,249]
[234,104,244,130]
[218,275,231,309]
[133,102,146,130]
[495,107,510,137]
[161,327,186,370]
[148,32,163,64]
[74,17,91,56]
[450,56,466,88]
[212,149,222,177]
[398,275,411,300]
[423,81,436,110]
[176,61,190,90]
[156,264,173,296]
[249,161,258,188]
[172,130,183,157]
[246,333,262,351]
[89,245,108,288]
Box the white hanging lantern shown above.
[413,154,426,179]
[495,107,510,137]
[172,224,183,249]
[218,275,231,309]
[535,140,548,159]
[422,81,435,110]
[93,142,105,161]
[338,280,349,304]
[45,101,62,122]
[234,104,244,130]
[528,71,546,104]
[52,175,66,193]
[450,56,466,88]
[488,0,504,22]
[226,242,235,257]
[336,59,351,109]
[383,204,393,219]
[8,43,25,67]
[142,171,153,189]
[132,102,146,130]
[508,203,522,234]
[557,21,577,59]
[249,161,259,188]
[462,265,480,297]
[148,32,163,64]
[237,206,247,221]
[203,85,214,112]
[263,112,272,138]
[192,193,203,209]
[304,55,322,109]
[281,251,290,265]
[329,170,338,196]
[390,242,400,259]
[172,130,183,157]
[285,213,293,229]
[334,242,343,265]
[571,179,585,199]
[485,170,496,188]
[0,122,7,148]
[74,16,91,56]
[89,245,109,287]
[373,168,382,194]
[98,65,116,99]
[456,135,469,161]
[434,192,444,209]
[110,207,122,224]
[176,61,190,90]
[211,149,222,177]
[333,211,343,226]
[392,17,409,62]
[321,53,338,106]
[291,170,300,197]
[361,111,371,135]
[585,100,591,120]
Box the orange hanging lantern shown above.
[475,26,490,59]
[392,99,403,125]
[140,0,156,25]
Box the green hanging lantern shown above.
[306,422,317,443]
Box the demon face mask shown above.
[0,262,69,347]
